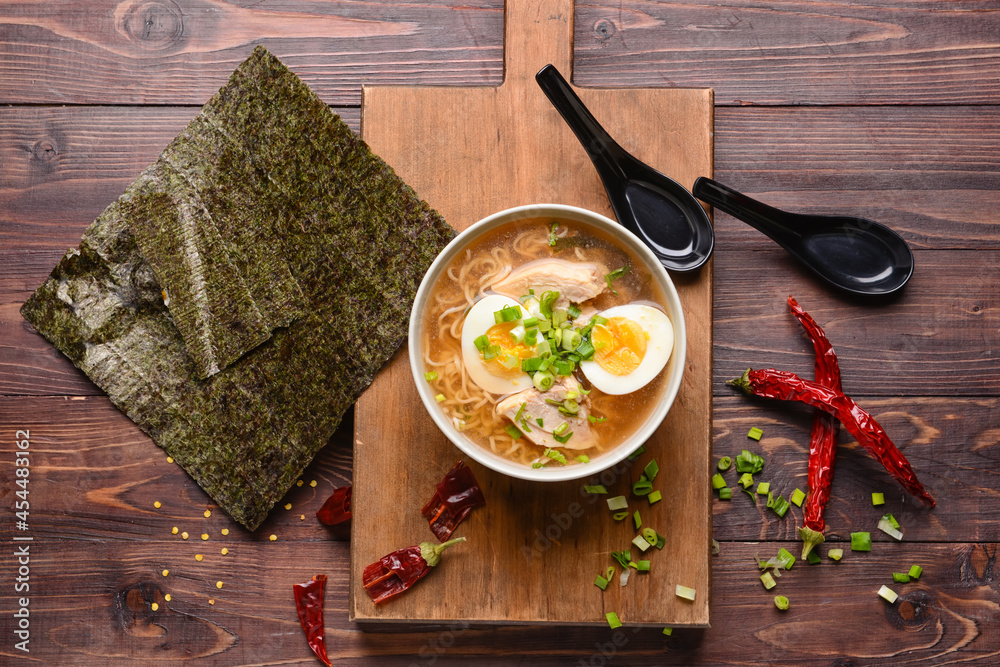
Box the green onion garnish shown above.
[604,266,629,294]
[552,431,574,445]
[531,461,544,469]
[567,304,582,319]
[851,532,872,552]
[594,575,609,590]
[636,560,651,572]
[575,339,595,360]
[493,304,522,324]
[712,473,727,490]
[612,510,629,521]
[774,595,790,611]
[892,572,911,584]
[717,456,732,472]
[644,459,659,481]
[424,371,438,382]
[434,394,446,402]
[533,370,554,392]
[536,418,545,427]
[654,532,666,550]
[760,572,776,590]
[632,535,652,552]
[543,448,567,465]
[738,472,754,489]
[552,359,575,375]
[559,399,580,415]
[806,550,822,565]
[641,527,657,545]
[663,627,673,636]
[522,316,539,328]
[605,566,615,581]
[575,454,590,463]
[633,511,642,530]
[473,334,489,352]
[504,423,522,440]
[611,551,631,568]
[735,449,764,474]
[605,611,622,629]
[756,481,770,495]
[828,548,844,561]
[633,478,654,496]
[908,565,922,579]
[607,496,628,511]
[587,415,607,424]
[548,222,559,247]
[883,513,901,530]
[790,488,806,507]
[584,484,607,494]
[877,515,903,541]
[771,495,790,518]
[872,492,885,506]
[747,427,764,441]
[513,402,527,423]
[628,445,646,461]
[718,487,732,501]
[509,324,527,343]
[552,421,569,436]
[777,547,796,570]
[648,490,662,504]
[878,585,898,604]
[675,585,696,601]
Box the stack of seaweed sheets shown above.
[21,47,454,530]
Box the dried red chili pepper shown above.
[728,368,935,507]
[787,296,842,557]
[421,461,485,541]
[362,537,466,604]
[292,575,332,666]
[316,485,352,526]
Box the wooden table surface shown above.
[2,1,998,665]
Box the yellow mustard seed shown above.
[269,534,277,542]
[309,480,317,488]
[151,602,159,611]
[216,581,223,589]
[201,533,209,541]
[154,501,162,509]
[181,532,189,540]
[221,548,229,555]
[167,456,174,463]
[164,593,171,602]
[195,554,203,562]
[161,569,169,577]
[171,527,178,535]
[204,510,212,518]
[284,503,292,510]
[221,528,229,536]
[208,598,215,605]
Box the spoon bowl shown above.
[693,177,914,296]
[536,64,714,272]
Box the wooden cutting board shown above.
[351,0,713,627]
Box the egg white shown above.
[460,294,534,395]
[579,304,673,395]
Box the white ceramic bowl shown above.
[408,204,687,481]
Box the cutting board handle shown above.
[503,0,574,84]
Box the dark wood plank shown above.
[574,1,1000,105]
[0,0,504,105]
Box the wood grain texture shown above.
[574,1,1000,105]
[352,0,712,627]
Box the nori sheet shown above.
[20,46,455,530]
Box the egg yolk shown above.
[592,317,647,376]
[482,321,535,378]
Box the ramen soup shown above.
[420,218,675,468]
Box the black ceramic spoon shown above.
[535,64,714,272]
[693,177,914,296]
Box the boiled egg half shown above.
[580,304,673,395]
[461,294,535,395]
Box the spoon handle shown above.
[692,177,796,239]
[535,64,628,186]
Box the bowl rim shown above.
[408,203,687,481]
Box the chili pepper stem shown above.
[420,537,466,567]
[798,526,825,560]
[726,369,753,393]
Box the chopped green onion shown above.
[735,449,764,473]
[535,337,552,354]
[675,585,696,601]
[575,454,590,464]
[509,324,527,344]
[738,473,754,489]
[662,627,673,637]
[908,565,922,579]
[760,572,777,590]
[636,560,651,572]
[878,517,904,541]
[552,308,568,327]
[559,399,580,415]
[543,448,567,465]
[717,456,732,472]
[632,535,651,552]
[771,495,790,518]
[892,572,911,584]
[552,359,575,375]
[747,427,764,441]
[504,423,522,440]
[654,533,666,550]
[533,370,555,392]
[424,371,438,382]
[806,550,821,565]
[641,527,658,545]
[607,496,628,511]
[561,330,583,351]
[774,595,790,611]
[628,445,646,460]
[605,611,622,629]
[531,461,544,469]
[584,484,607,495]
[633,478,654,496]
[521,356,544,372]
[605,566,615,581]
[513,402,527,423]
[611,551,632,568]
[872,492,885,506]
[712,538,721,555]
[576,339,595,359]
[553,430,574,445]
[878,585,898,604]
[588,414,607,424]
[539,291,559,318]
[828,548,844,561]
[790,488,806,507]
[536,418,544,427]
[604,266,629,294]
[493,304,522,324]
[777,548,796,570]
[473,334,489,351]
[648,490,663,504]
[765,491,775,509]
[756,481,770,495]
[644,459,659,481]
[633,511,642,530]
[594,575,609,590]
[548,222,559,246]
[883,513,901,530]
[522,316,539,328]
[612,510,629,521]
[851,532,872,552]
[482,344,499,360]
[718,487,732,501]
[567,304,582,319]
[712,473,727,490]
